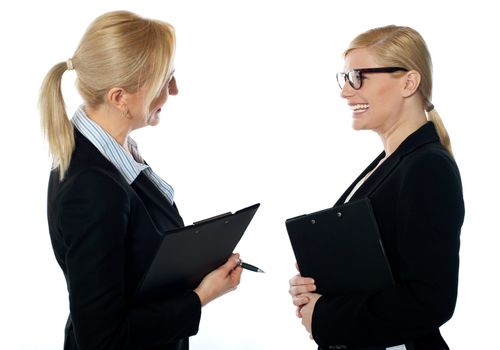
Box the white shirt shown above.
[71,105,175,205]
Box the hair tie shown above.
[426,103,435,112]
[66,58,74,71]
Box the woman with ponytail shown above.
[289,26,464,350]
[39,11,243,350]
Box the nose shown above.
[168,76,178,96]
[340,80,354,99]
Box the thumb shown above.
[300,292,314,299]
[222,253,241,272]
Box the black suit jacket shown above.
[47,129,201,350]
[312,122,465,350]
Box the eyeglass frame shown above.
[336,67,408,90]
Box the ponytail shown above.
[427,107,454,158]
[39,62,75,180]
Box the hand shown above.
[289,263,316,317]
[298,292,322,337]
[194,253,242,306]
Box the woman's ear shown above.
[401,70,421,98]
[106,87,126,110]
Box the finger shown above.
[289,275,315,287]
[289,285,299,297]
[292,295,310,307]
[231,252,241,265]
[289,283,317,297]
[221,253,241,272]
[231,266,243,286]
[300,292,314,299]
[289,274,299,287]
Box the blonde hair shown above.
[39,11,176,179]
[345,25,453,156]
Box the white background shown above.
[1,0,499,349]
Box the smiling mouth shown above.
[350,104,369,112]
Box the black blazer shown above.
[312,122,465,350]
[47,129,201,350]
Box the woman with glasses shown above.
[289,25,464,350]
[39,11,243,350]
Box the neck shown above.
[377,112,427,157]
[84,105,131,149]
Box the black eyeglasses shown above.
[336,67,408,90]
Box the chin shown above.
[352,120,367,131]
[147,113,161,126]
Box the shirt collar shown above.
[71,105,148,185]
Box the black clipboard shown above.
[285,198,394,295]
[137,203,260,296]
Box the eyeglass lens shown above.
[337,71,362,90]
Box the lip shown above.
[348,102,367,106]
[147,109,161,121]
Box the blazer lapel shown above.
[335,122,440,205]
[347,152,402,202]
[335,152,385,206]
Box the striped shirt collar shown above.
[71,106,175,204]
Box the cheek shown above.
[367,85,393,108]
[158,91,168,106]
[150,93,168,112]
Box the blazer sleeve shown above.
[58,169,201,350]
[311,152,465,348]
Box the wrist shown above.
[194,287,210,307]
